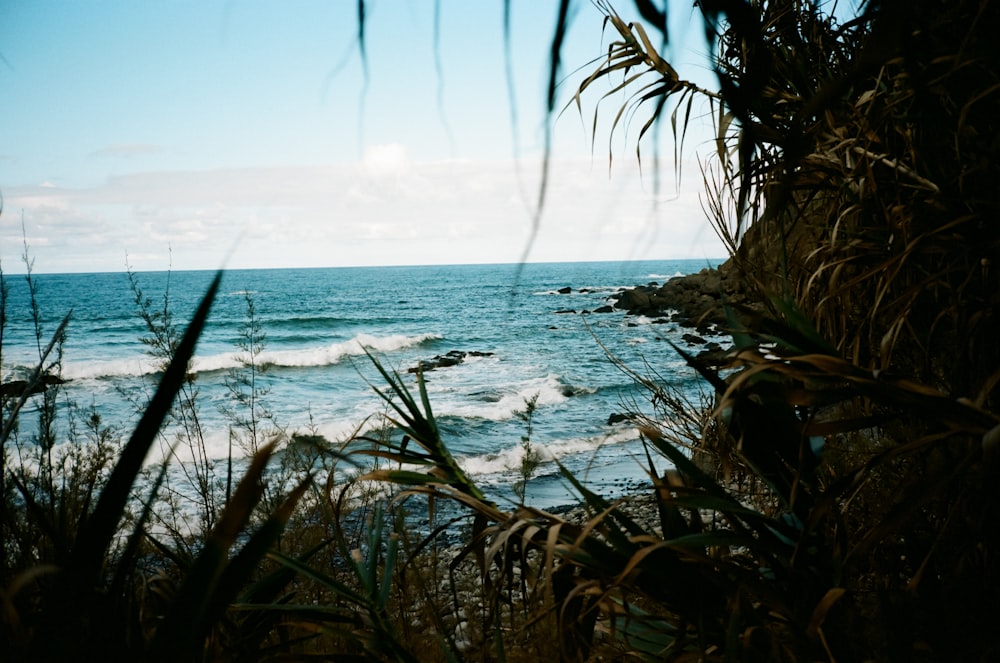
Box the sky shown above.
[0,1,725,274]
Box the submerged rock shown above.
[607,412,638,425]
[0,375,67,399]
[408,350,494,373]
[681,333,708,345]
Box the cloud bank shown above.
[2,150,722,273]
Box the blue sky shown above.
[0,1,723,273]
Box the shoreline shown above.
[609,260,751,331]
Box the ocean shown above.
[1,260,720,509]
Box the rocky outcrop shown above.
[611,262,753,328]
[607,412,638,425]
[408,351,494,373]
[0,375,67,399]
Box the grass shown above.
[2,0,999,660]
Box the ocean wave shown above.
[646,272,685,280]
[456,428,640,477]
[59,332,442,380]
[533,289,577,296]
[53,355,158,381]
[257,332,441,369]
[628,314,675,325]
[431,373,572,422]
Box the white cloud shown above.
[1,157,724,273]
[362,143,409,176]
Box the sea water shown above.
[1,260,720,508]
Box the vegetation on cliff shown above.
[2,0,999,660]
[584,0,1000,658]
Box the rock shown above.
[554,309,577,314]
[682,333,708,345]
[1,375,67,399]
[697,347,730,363]
[453,621,471,651]
[557,286,572,294]
[607,412,636,425]
[613,287,652,311]
[610,263,755,327]
[408,351,494,373]
[593,305,615,313]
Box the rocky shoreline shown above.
[546,261,751,356]
[549,261,751,334]
[392,264,747,634]
[406,263,747,371]
[608,262,750,330]
[403,264,745,439]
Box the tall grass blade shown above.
[109,439,178,597]
[360,350,487,501]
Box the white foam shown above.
[457,428,640,477]
[433,373,570,421]
[534,284,646,296]
[60,355,161,380]
[646,272,686,280]
[59,332,441,379]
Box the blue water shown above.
[1,260,719,507]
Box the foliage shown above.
[332,0,1000,659]
[512,393,541,505]
[2,0,998,661]
[127,260,220,535]
[220,289,293,521]
[1,234,72,585]
[553,0,1000,658]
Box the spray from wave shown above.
[57,332,442,380]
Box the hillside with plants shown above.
[2,0,999,660]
